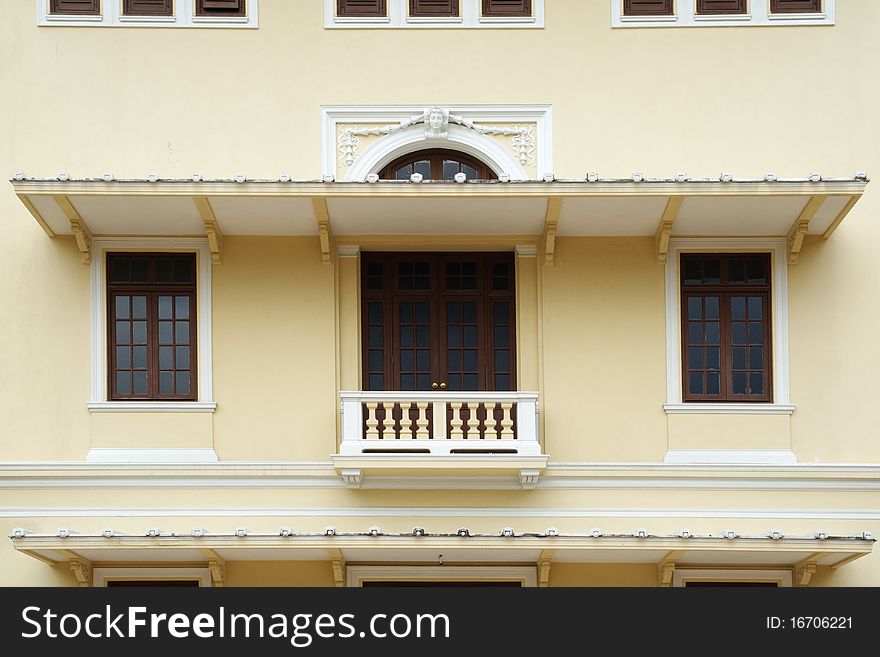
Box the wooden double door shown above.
[362,253,516,392]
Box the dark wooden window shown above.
[623,0,674,16]
[696,0,746,14]
[410,0,459,17]
[107,253,197,401]
[50,0,100,14]
[106,580,201,587]
[338,0,386,16]
[770,0,821,13]
[379,149,496,181]
[362,253,515,392]
[681,254,772,403]
[196,0,245,16]
[123,0,173,16]
[482,0,532,17]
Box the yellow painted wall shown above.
[1,0,880,585]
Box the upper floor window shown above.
[329,0,543,28]
[41,0,257,27]
[614,0,832,27]
[379,149,497,181]
[680,254,772,403]
[107,253,197,401]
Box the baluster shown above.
[467,402,481,439]
[500,403,514,440]
[416,402,430,439]
[365,402,379,439]
[383,403,397,439]
[450,402,464,440]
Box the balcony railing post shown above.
[341,396,364,444]
[516,397,538,444]
[432,400,447,441]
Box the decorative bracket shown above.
[67,555,92,587]
[201,548,226,587]
[340,468,363,489]
[519,469,541,490]
[543,198,562,266]
[538,550,553,588]
[657,551,682,587]
[194,196,224,264]
[330,550,346,588]
[312,197,333,265]
[787,196,825,265]
[54,195,92,264]
[793,554,826,587]
[655,196,684,265]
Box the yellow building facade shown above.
[1,0,878,587]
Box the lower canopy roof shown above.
[10,175,869,265]
[11,529,873,570]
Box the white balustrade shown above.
[339,391,541,456]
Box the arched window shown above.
[379,149,497,181]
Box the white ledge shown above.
[664,403,795,415]
[87,402,217,413]
[664,450,798,465]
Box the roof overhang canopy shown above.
[11,530,873,587]
[10,176,868,265]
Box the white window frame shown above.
[39,0,259,28]
[93,567,212,587]
[347,566,537,587]
[673,568,792,587]
[663,238,794,415]
[611,0,834,28]
[326,0,544,29]
[88,238,216,413]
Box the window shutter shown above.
[696,0,746,13]
[622,0,673,16]
[410,0,460,17]
[196,0,246,16]
[123,0,173,16]
[482,0,531,17]
[770,0,821,12]
[50,0,100,14]
[338,0,387,16]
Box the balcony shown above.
[333,391,547,488]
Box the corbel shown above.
[542,198,562,266]
[200,548,226,587]
[793,553,827,587]
[787,196,825,264]
[655,196,684,265]
[312,197,333,265]
[538,550,553,588]
[329,549,346,588]
[194,196,224,264]
[65,553,92,587]
[53,195,92,264]
[657,551,682,588]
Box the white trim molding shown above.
[612,0,834,28]
[663,450,798,466]
[85,449,219,464]
[347,566,537,587]
[90,238,215,411]
[39,0,259,28]
[664,238,791,411]
[672,569,792,588]
[325,0,544,29]
[321,105,553,182]
[93,567,212,587]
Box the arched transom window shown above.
[379,149,497,181]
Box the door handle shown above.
[432,382,439,389]
[440,383,448,390]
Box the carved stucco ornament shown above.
[338,107,535,168]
